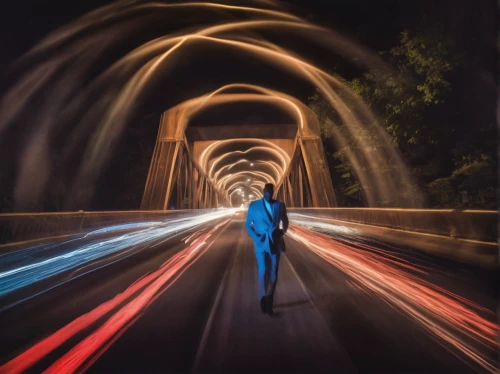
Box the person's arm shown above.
[245,204,261,242]
[281,203,289,234]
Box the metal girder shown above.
[274,136,336,208]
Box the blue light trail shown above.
[0,210,238,298]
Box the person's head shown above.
[263,183,274,202]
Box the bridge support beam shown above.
[276,136,336,208]
[141,140,182,210]
[299,137,337,207]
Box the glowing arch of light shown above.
[216,170,275,191]
[3,0,422,213]
[200,141,290,194]
[206,145,288,180]
[212,159,282,186]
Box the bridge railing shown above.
[0,210,219,245]
[287,208,497,242]
[1,208,496,255]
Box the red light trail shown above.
[0,220,229,374]
[287,224,499,373]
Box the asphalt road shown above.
[0,215,498,373]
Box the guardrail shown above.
[0,208,496,246]
[0,210,218,245]
[286,208,497,243]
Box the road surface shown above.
[0,213,498,373]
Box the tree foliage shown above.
[349,30,456,147]
[310,29,496,209]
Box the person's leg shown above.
[264,252,271,296]
[267,251,281,312]
[269,251,280,291]
[254,251,266,300]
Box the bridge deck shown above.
[0,216,497,373]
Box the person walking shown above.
[245,183,288,315]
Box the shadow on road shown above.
[274,298,310,310]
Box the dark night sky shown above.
[1,1,496,93]
[2,0,493,104]
[1,0,495,85]
[0,1,454,64]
